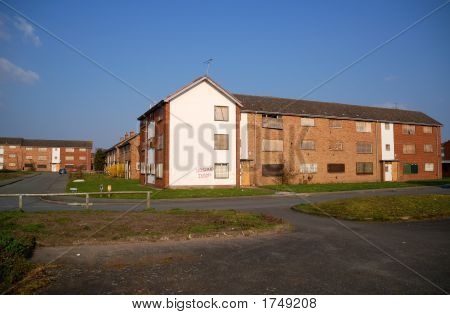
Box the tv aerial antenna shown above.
[203,58,213,76]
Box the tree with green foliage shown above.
[93,148,107,171]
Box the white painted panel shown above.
[0,157,3,163]
[52,148,61,164]
[148,149,155,164]
[381,123,395,160]
[169,80,237,186]
[240,113,248,159]
[0,148,4,154]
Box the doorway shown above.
[384,163,392,182]
[240,161,251,186]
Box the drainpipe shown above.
[254,113,257,186]
[375,120,379,182]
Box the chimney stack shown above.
[125,132,129,139]
[130,131,135,137]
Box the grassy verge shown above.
[66,173,273,199]
[265,178,450,193]
[0,170,34,181]
[292,194,450,221]
[0,209,287,247]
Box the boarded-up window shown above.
[356,122,371,132]
[156,163,163,178]
[214,163,229,179]
[9,146,16,149]
[327,163,345,173]
[80,156,86,160]
[8,163,16,167]
[262,164,284,177]
[329,141,343,151]
[25,156,32,160]
[329,119,342,128]
[147,121,155,138]
[65,156,74,161]
[301,118,315,127]
[403,144,416,154]
[301,140,315,150]
[9,154,16,158]
[37,164,47,169]
[214,106,229,121]
[356,162,373,175]
[24,163,33,168]
[25,147,33,151]
[356,142,373,154]
[262,139,283,152]
[423,126,432,134]
[403,163,418,174]
[157,135,164,150]
[214,134,229,150]
[402,125,415,135]
[424,144,433,153]
[300,163,317,174]
[262,114,283,129]
[424,163,434,172]
[65,148,74,152]
[38,156,47,161]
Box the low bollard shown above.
[85,193,90,209]
[146,191,151,209]
[19,194,23,212]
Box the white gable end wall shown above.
[169,81,237,186]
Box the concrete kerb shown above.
[0,173,41,188]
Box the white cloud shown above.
[14,16,41,46]
[0,17,10,40]
[0,57,39,84]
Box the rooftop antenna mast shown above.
[203,58,213,77]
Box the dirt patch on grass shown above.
[0,209,288,247]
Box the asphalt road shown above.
[2,174,450,294]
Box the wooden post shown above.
[146,191,151,209]
[85,193,90,209]
[19,195,23,211]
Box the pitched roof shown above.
[0,137,93,148]
[233,94,441,126]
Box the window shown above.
[214,163,229,179]
[402,125,415,135]
[25,156,32,160]
[147,121,155,138]
[327,163,345,173]
[9,154,16,158]
[262,114,283,129]
[424,144,433,153]
[156,163,163,178]
[65,148,74,152]
[65,156,74,161]
[136,162,140,171]
[262,164,284,176]
[38,156,47,161]
[79,148,87,152]
[9,145,16,149]
[329,141,344,151]
[214,106,229,121]
[300,163,318,174]
[9,163,16,167]
[300,140,315,150]
[157,109,163,122]
[403,163,418,174]
[329,119,342,128]
[301,117,315,127]
[356,122,371,132]
[262,139,283,152]
[24,163,33,168]
[38,147,47,152]
[214,134,229,150]
[384,123,391,130]
[356,142,373,154]
[80,156,86,160]
[385,144,391,151]
[37,164,47,169]
[157,135,164,150]
[25,147,33,151]
[356,162,373,175]
[403,144,416,154]
[424,163,434,172]
[423,126,432,134]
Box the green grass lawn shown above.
[265,178,450,193]
[292,194,450,221]
[66,174,274,199]
[0,170,34,181]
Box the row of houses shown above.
[0,137,93,172]
[104,76,443,188]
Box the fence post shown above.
[85,193,90,209]
[19,194,23,211]
[146,191,151,209]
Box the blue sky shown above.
[0,0,449,148]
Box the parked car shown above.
[59,168,67,174]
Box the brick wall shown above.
[245,114,381,185]
[1,145,23,170]
[394,124,441,181]
[59,147,92,171]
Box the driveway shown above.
[31,185,450,294]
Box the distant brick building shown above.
[105,131,140,179]
[442,140,450,177]
[0,137,93,172]
[137,76,442,188]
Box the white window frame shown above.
[301,117,315,127]
[214,106,229,121]
[356,121,371,133]
[424,163,434,172]
[214,163,229,179]
[299,163,317,174]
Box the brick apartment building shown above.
[137,76,442,188]
[0,137,93,172]
[442,140,450,177]
[105,131,140,179]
